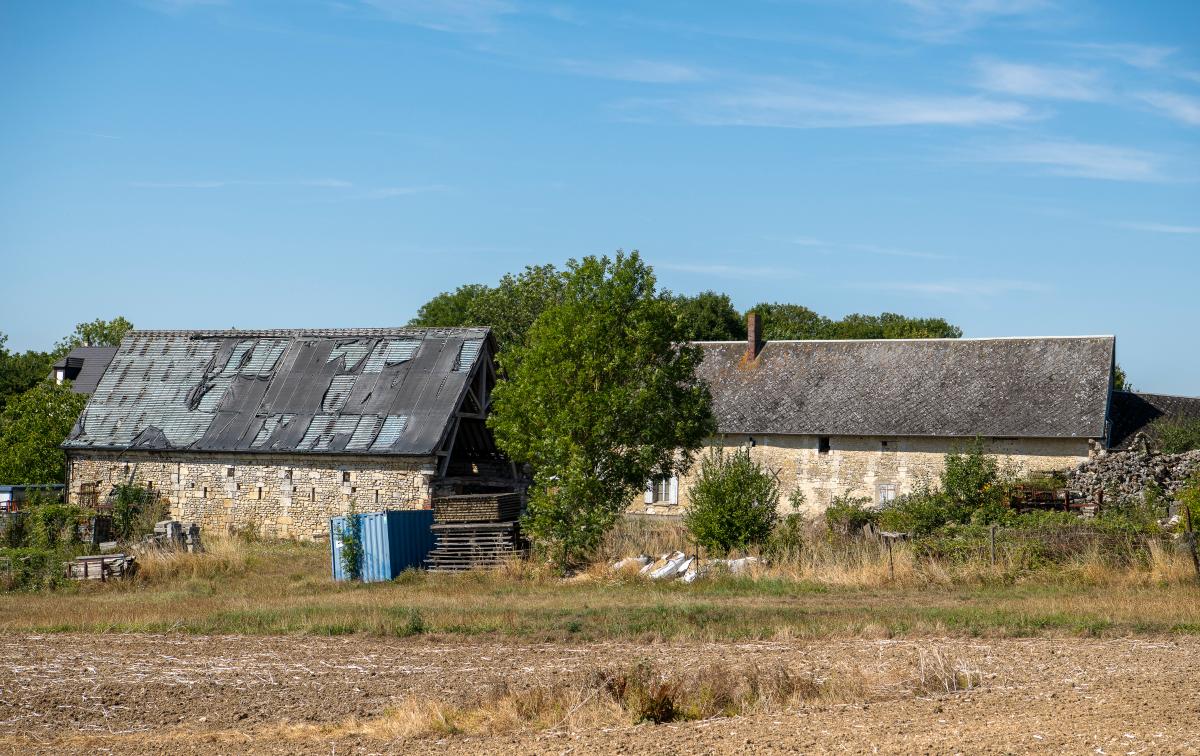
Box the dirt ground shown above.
[1,633,1197,754]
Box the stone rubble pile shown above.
[1068,438,1200,503]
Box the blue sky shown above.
[1,0,1197,393]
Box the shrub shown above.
[824,493,877,536]
[110,484,163,541]
[0,546,66,591]
[1148,416,1200,454]
[26,501,86,550]
[1178,474,1200,531]
[683,447,779,555]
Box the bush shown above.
[110,484,164,541]
[1148,416,1200,454]
[0,547,66,591]
[824,493,877,536]
[683,447,778,555]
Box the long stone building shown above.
[636,315,1117,517]
[63,328,512,538]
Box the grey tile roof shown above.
[696,336,1114,439]
[50,346,118,394]
[64,328,491,456]
[1108,390,1200,449]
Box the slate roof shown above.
[51,346,118,394]
[1108,390,1200,449]
[696,336,1114,439]
[64,328,491,456]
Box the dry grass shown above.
[259,647,985,742]
[132,533,251,583]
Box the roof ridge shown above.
[692,335,1115,344]
[126,327,492,339]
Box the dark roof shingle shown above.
[697,336,1114,439]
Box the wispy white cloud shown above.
[558,59,704,84]
[137,0,227,12]
[855,279,1049,296]
[656,261,797,279]
[1137,91,1200,126]
[973,140,1167,181]
[130,178,355,189]
[1065,42,1175,69]
[622,85,1030,128]
[358,0,516,33]
[354,184,451,199]
[974,58,1104,101]
[779,237,950,260]
[1117,221,1200,235]
[894,0,1052,40]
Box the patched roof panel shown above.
[64,327,492,455]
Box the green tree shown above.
[670,291,746,341]
[468,264,566,354]
[0,381,88,484]
[488,251,715,569]
[683,447,780,555]
[1113,363,1132,392]
[408,284,490,328]
[749,303,831,340]
[829,312,962,339]
[51,316,134,360]
[0,334,52,415]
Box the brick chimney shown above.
[746,311,763,360]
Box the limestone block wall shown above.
[67,451,436,539]
[632,434,1093,517]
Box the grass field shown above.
[2,537,1197,641]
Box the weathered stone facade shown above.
[634,434,1093,517]
[68,451,435,539]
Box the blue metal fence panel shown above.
[387,510,435,573]
[329,510,435,582]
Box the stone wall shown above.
[67,451,436,539]
[633,434,1093,517]
[1069,445,1200,503]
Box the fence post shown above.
[886,537,894,580]
[989,525,997,567]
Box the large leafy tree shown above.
[749,303,961,341]
[468,264,566,355]
[51,316,134,360]
[670,291,746,341]
[0,334,52,415]
[488,252,715,568]
[0,380,88,484]
[408,266,566,361]
[408,284,490,329]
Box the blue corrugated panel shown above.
[329,510,435,582]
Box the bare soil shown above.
[2,633,1197,754]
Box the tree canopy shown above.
[0,380,88,484]
[748,303,961,340]
[669,291,746,342]
[51,316,134,360]
[488,251,714,568]
[0,334,53,416]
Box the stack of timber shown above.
[427,492,524,571]
[65,553,136,581]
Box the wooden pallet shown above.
[433,493,522,524]
[426,521,525,571]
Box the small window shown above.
[202,486,208,499]
[877,483,897,505]
[881,440,888,449]
[226,467,235,478]
[374,489,380,505]
[310,487,316,502]
[284,469,292,480]
[342,471,351,484]
[818,437,830,454]
[256,486,263,500]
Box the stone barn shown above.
[637,315,1117,517]
[64,328,512,538]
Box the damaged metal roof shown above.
[64,328,491,456]
[696,336,1115,439]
